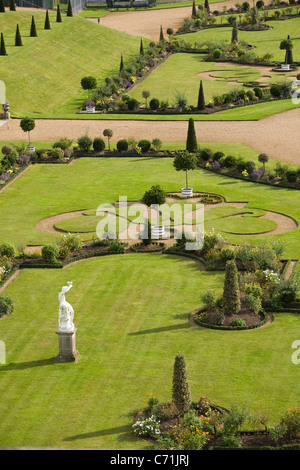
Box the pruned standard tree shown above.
[280,35,293,64]
[15,23,22,46]
[258,153,269,171]
[186,118,197,153]
[103,128,113,151]
[172,353,191,416]
[173,150,197,190]
[142,90,150,108]
[44,10,51,30]
[222,259,241,316]
[142,185,166,229]
[81,76,97,103]
[20,117,35,146]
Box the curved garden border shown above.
[191,309,271,331]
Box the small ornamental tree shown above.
[15,24,22,46]
[142,90,150,108]
[56,3,62,23]
[103,128,113,150]
[142,185,166,228]
[192,0,197,18]
[231,20,238,44]
[159,25,164,42]
[20,117,35,146]
[9,0,16,11]
[197,80,205,110]
[173,150,197,190]
[0,33,7,56]
[186,118,197,153]
[67,0,73,17]
[280,36,293,64]
[172,353,191,416]
[30,16,37,37]
[81,76,97,103]
[0,0,5,13]
[258,153,269,171]
[44,10,51,30]
[166,27,174,38]
[140,37,144,56]
[222,259,241,316]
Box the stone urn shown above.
[281,63,290,71]
[181,188,193,197]
[25,146,35,152]
[86,106,95,113]
[151,225,165,238]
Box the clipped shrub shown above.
[244,160,256,174]
[117,139,129,152]
[42,244,59,263]
[270,84,282,97]
[220,247,235,262]
[138,139,151,153]
[253,87,263,99]
[151,138,162,151]
[149,98,160,110]
[0,242,16,259]
[93,137,105,152]
[286,170,298,183]
[222,260,241,316]
[212,48,222,59]
[223,155,236,168]
[127,98,140,111]
[77,134,92,152]
[172,353,191,415]
[213,151,224,161]
[199,147,213,161]
[108,240,125,254]
[231,317,246,327]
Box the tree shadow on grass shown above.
[0,357,57,371]
[128,322,192,336]
[63,425,130,441]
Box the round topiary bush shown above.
[138,139,151,153]
[213,151,225,162]
[223,155,236,168]
[286,170,298,183]
[244,160,256,174]
[253,87,263,99]
[77,135,92,152]
[42,244,59,264]
[270,84,282,97]
[199,147,213,161]
[1,145,13,156]
[212,48,222,59]
[117,139,129,152]
[127,98,140,111]
[149,98,160,110]
[93,137,105,152]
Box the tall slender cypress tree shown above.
[204,0,210,12]
[0,0,5,13]
[30,16,38,37]
[186,118,197,153]
[15,23,22,46]
[67,0,73,17]
[9,0,16,11]
[192,0,197,18]
[197,80,205,110]
[231,20,238,44]
[119,55,125,78]
[159,25,164,42]
[140,37,144,56]
[56,3,62,23]
[0,33,7,55]
[44,9,51,30]
[172,353,191,416]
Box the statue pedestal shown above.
[56,328,79,363]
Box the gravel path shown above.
[2,107,300,164]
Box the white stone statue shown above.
[58,281,75,332]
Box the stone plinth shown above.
[56,328,79,363]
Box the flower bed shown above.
[130,242,166,252]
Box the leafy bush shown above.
[270,84,282,97]
[0,295,13,318]
[199,147,213,161]
[280,406,300,438]
[77,135,92,152]
[244,160,256,174]
[127,98,140,111]
[286,170,298,183]
[108,240,125,254]
[200,289,217,311]
[0,242,16,259]
[152,138,162,151]
[57,233,83,252]
[253,86,263,99]
[53,137,72,150]
[149,98,160,110]
[231,317,247,327]
[93,138,105,152]
[220,247,235,262]
[51,147,65,161]
[213,48,222,59]
[116,139,129,152]
[246,293,262,315]
[223,155,236,168]
[213,151,224,161]
[42,244,59,263]
[138,139,151,153]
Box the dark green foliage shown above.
[81,76,97,101]
[142,185,166,207]
[0,32,7,55]
[213,151,224,161]
[44,10,51,30]
[30,16,37,37]
[42,244,59,263]
[20,117,35,145]
[127,98,139,111]
[140,38,144,56]
[242,1,250,11]
[140,218,152,246]
[159,25,164,42]
[270,84,282,97]
[244,160,256,173]
[56,3,62,23]
[0,242,15,258]
[231,20,238,44]
[149,98,160,110]
[197,80,205,110]
[9,0,15,11]
[93,137,105,152]
[286,170,298,183]
[223,155,237,168]
[116,139,128,152]
[192,0,197,18]
[108,240,125,254]
[138,139,151,153]
[0,295,13,318]
[258,153,269,169]
[67,0,73,17]
[204,0,210,11]
[0,0,5,13]
[15,23,22,46]
[222,260,241,316]
[256,0,264,8]
[199,147,213,161]
[172,353,191,416]
[186,118,197,153]
[280,36,293,64]
[253,86,263,99]
[77,134,92,151]
[119,54,125,77]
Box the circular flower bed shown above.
[130,242,166,253]
[194,305,269,331]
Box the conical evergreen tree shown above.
[192,0,197,18]
[197,80,205,110]
[186,118,197,153]
[159,25,164,42]
[119,54,125,77]
[0,32,7,55]
[231,20,238,44]
[56,3,62,23]
[67,0,73,17]
[0,0,5,13]
[222,259,241,316]
[15,23,22,46]
[9,0,16,11]
[204,0,210,12]
[30,16,38,37]
[44,9,51,30]
[172,353,191,416]
[140,37,144,56]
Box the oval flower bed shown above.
[130,242,166,253]
[194,305,268,331]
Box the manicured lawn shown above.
[0,11,145,117]
[0,254,299,449]
[0,154,300,258]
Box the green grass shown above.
[0,254,299,449]
[0,11,145,117]
[1,153,300,258]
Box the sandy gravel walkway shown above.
[2,107,300,164]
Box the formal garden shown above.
[0,0,299,453]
